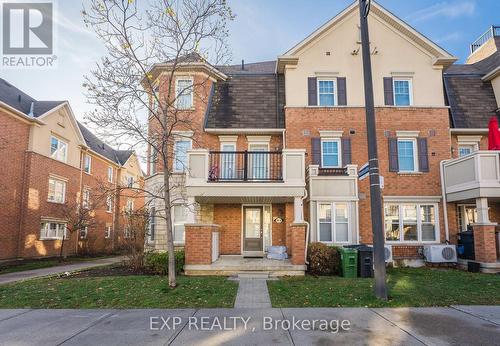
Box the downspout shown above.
[440,159,450,242]
[302,188,310,264]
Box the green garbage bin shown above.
[340,248,358,278]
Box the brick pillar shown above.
[185,224,219,265]
[285,202,294,255]
[290,223,307,265]
[473,224,497,263]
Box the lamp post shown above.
[358,0,388,300]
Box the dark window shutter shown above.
[383,77,394,106]
[311,137,321,166]
[341,137,351,165]
[308,77,317,106]
[388,138,399,172]
[337,77,347,106]
[418,138,429,172]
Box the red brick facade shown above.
[185,224,219,264]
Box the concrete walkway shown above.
[0,306,498,345]
[234,279,272,308]
[0,257,124,285]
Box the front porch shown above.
[184,255,306,277]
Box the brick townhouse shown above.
[0,79,144,260]
[143,3,498,274]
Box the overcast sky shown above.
[1,0,499,122]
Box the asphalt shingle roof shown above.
[444,52,500,128]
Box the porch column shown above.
[294,196,304,223]
[290,223,307,265]
[472,197,497,263]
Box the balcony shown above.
[208,151,283,182]
[185,149,306,203]
[470,26,500,53]
[443,151,500,202]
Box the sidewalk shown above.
[0,306,498,345]
[0,257,124,285]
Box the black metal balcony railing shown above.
[318,167,348,176]
[470,25,500,53]
[208,151,283,182]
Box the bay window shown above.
[384,203,438,242]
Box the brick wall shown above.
[286,106,451,248]
[290,223,307,265]
[185,224,218,264]
[0,111,30,259]
[213,204,241,254]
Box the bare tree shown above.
[121,207,149,271]
[82,0,233,287]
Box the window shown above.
[40,222,66,240]
[321,139,341,168]
[127,176,135,188]
[105,226,112,239]
[384,203,438,242]
[126,199,134,213]
[397,139,417,172]
[107,167,114,183]
[173,205,187,243]
[80,226,88,239]
[48,178,66,203]
[148,207,156,241]
[174,139,192,172]
[83,155,91,174]
[318,79,336,106]
[249,143,269,180]
[318,202,350,243]
[220,143,236,179]
[50,136,67,162]
[393,79,412,106]
[82,189,90,209]
[123,226,132,239]
[106,195,113,213]
[176,78,193,109]
[151,85,160,111]
[149,146,158,175]
[458,145,475,157]
[458,205,477,232]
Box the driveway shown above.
[0,306,498,345]
[0,257,124,285]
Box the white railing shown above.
[470,25,500,53]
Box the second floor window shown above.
[48,178,66,203]
[50,136,67,162]
[107,166,113,183]
[393,79,412,106]
[127,176,135,188]
[149,146,158,175]
[83,155,91,174]
[176,78,193,109]
[397,139,418,172]
[321,139,341,168]
[174,139,192,172]
[318,79,336,106]
[126,199,134,213]
[82,189,90,209]
[106,195,113,213]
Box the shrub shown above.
[307,242,341,276]
[144,250,185,275]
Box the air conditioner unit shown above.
[367,245,393,263]
[423,245,457,263]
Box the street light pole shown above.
[358,0,388,300]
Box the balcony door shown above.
[249,144,268,180]
[243,206,263,254]
[220,143,236,180]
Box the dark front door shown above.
[243,206,263,252]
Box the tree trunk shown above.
[163,168,176,288]
[59,237,65,263]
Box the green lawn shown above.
[268,267,500,308]
[0,275,238,308]
[0,256,112,275]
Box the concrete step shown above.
[237,271,270,279]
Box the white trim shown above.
[47,177,66,204]
[397,138,418,173]
[317,201,351,244]
[314,71,339,77]
[317,78,337,107]
[319,130,344,138]
[218,135,238,143]
[50,135,68,163]
[40,221,67,240]
[173,138,193,173]
[383,196,442,203]
[391,71,415,77]
[83,154,92,174]
[246,135,271,144]
[393,78,413,106]
[396,130,420,138]
[320,138,342,168]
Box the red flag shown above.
[488,116,500,150]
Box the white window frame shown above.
[173,138,192,173]
[175,77,194,110]
[321,138,342,168]
[457,204,477,232]
[126,199,134,213]
[317,78,337,107]
[149,145,158,175]
[40,222,67,240]
[106,195,113,213]
[83,154,92,174]
[397,138,418,173]
[80,226,88,239]
[384,203,440,244]
[148,207,156,242]
[173,204,188,244]
[393,78,413,106]
[107,166,114,183]
[105,226,112,239]
[317,202,351,244]
[458,144,476,157]
[48,177,66,204]
[220,140,237,180]
[50,136,68,163]
[127,175,135,188]
[82,188,90,209]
